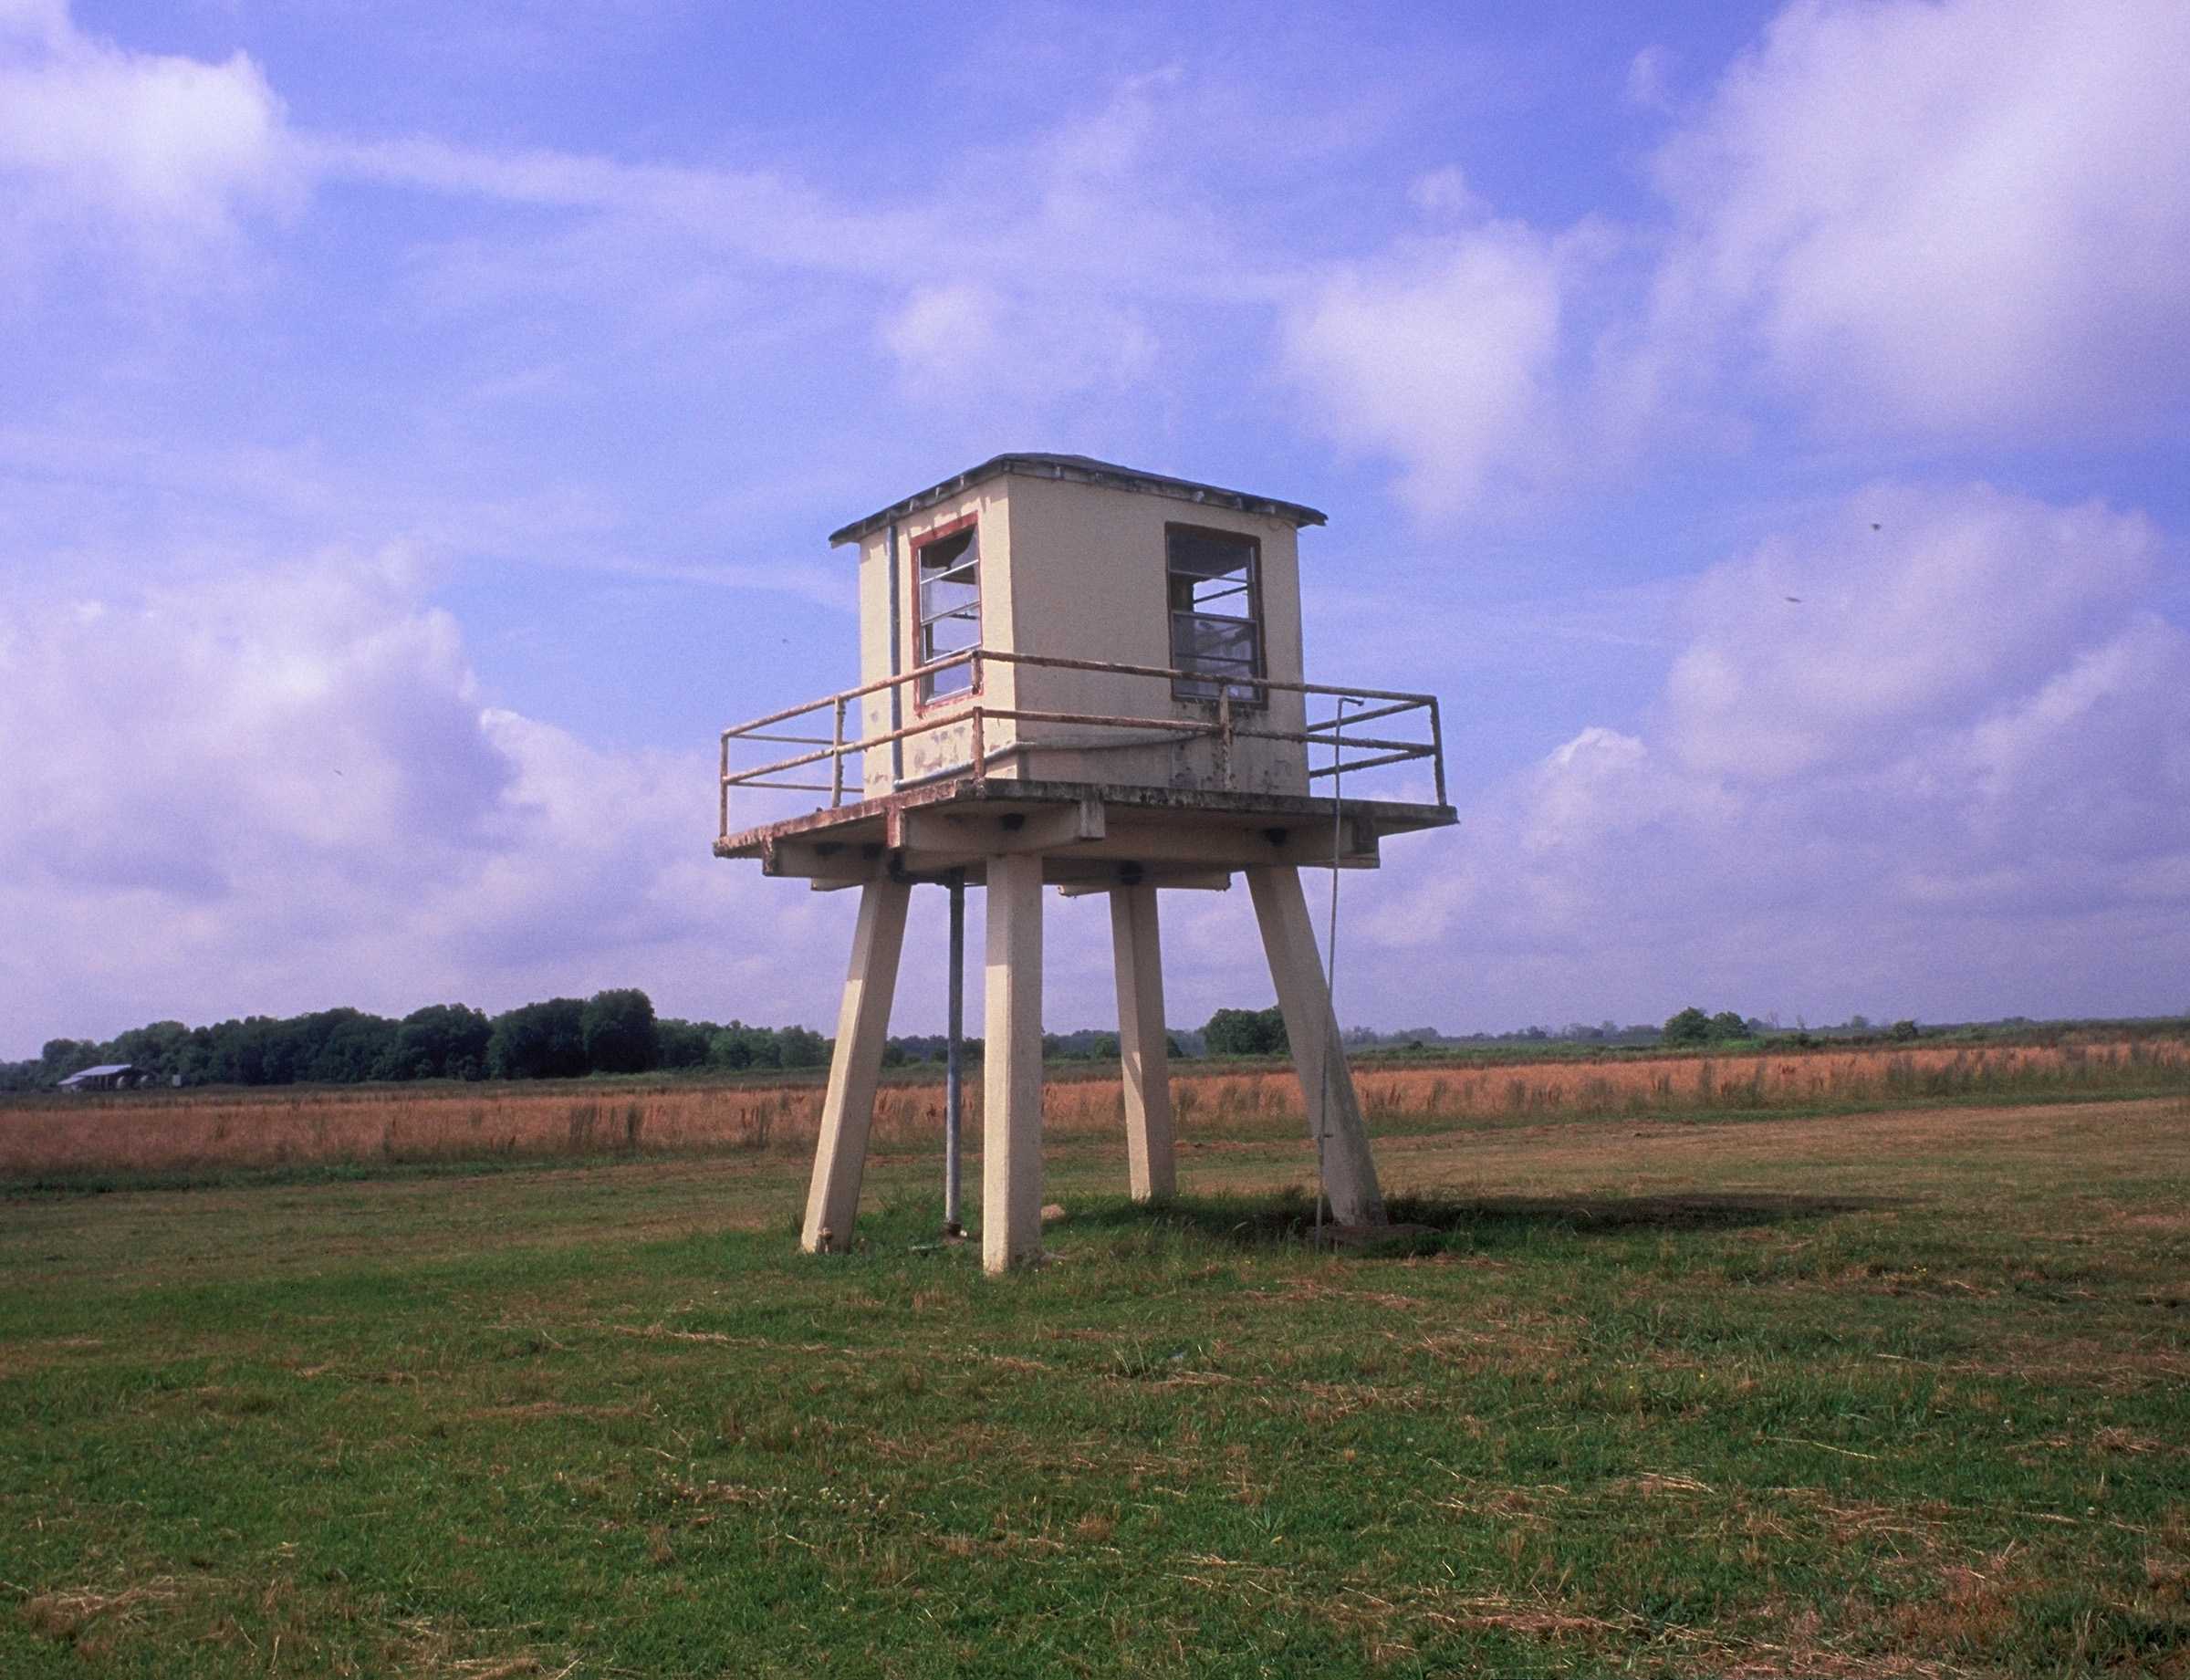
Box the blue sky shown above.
[4,0,2186,1057]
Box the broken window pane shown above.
[1172,612,1256,670]
[916,526,979,703]
[1165,527,1261,701]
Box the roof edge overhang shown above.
[827,453,1328,548]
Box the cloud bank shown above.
[1651,0,2190,436]
[0,553,840,1049]
[1365,482,2190,1025]
[1289,0,2190,512]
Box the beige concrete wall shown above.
[997,475,1309,796]
[850,469,1313,800]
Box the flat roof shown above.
[827,453,1328,547]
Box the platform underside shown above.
[715,777,1457,892]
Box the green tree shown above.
[1707,1011,1749,1044]
[393,1005,491,1080]
[1662,1007,1712,1047]
[777,1025,828,1069]
[234,1016,300,1085]
[297,1008,401,1082]
[109,1020,191,1080]
[1204,1006,1288,1057]
[487,999,589,1080]
[706,1024,753,1070]
[580,988,659,1074]
[38,1038,102,1083]
[655,1018,714,1070]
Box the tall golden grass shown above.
[2,1039,2181,1178]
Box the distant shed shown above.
[56,1063,151,1092]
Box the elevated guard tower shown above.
[716,454,1455,1272]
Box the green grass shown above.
[3,1095,2186,1676]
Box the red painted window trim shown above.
[909,511,983,716]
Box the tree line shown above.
[6,991,1988,1094]
[4,990,1241,1092]
[1,991,836,1092]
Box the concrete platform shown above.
[714,776,1458,891]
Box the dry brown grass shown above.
[2,1038,2180,1179]
[1348,1038,2187,1122]
[17,1578,189,1645]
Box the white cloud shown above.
[1651,0,2190,434]
[1665,482,2158,777]
[0,0,68,49]
[1282,222,1583,517]
[1625,45,1677,112]
[0,1,294,263]
[322,133,917,277]
[1407,164,1485,219]
[1286,0,2190,515]
[881,282,1004,372]
[879,280,1157,402]
[1351,481,2190,1025]
[334,71,1259,427]
[0,551,840,1051]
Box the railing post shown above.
[830,697,847,807]
[1216,688,1233,789]
[972,649,984,779]
[1427,696,1447,805]
[718,734,730,839]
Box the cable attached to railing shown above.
[1315,693,1359,1249]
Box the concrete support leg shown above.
[1109,883,1176,1202]
[1246,864,1386,1226]
[983,851,1046,1273]
[800,879,912,1254]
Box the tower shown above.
[716,454,1455,1271]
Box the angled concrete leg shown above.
[983,851,1045,1272]
[1246,864,1386,1226]
[1109,883,1176,1201]
[800,878,912,1254]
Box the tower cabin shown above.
[716,454,1455,1272]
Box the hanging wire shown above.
[1315,694,1359,1249]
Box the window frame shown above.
[1164,521,1267,706]
[909,512,984,711]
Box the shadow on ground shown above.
[1064,1188,1908,1255]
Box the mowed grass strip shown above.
[0,1096,2185,1676]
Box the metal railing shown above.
[717,647,1445,840]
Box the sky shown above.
[3,0,2186,1058]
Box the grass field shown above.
[3,1083,2187,1675]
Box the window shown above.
[1166,525,1262,702]
[914,520,980,703]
